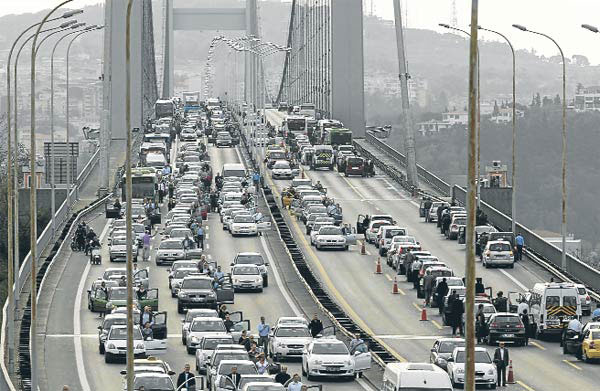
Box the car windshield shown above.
[393,236,415,243]
[438,340,466,353]
[454,218,467,226]
[104,270,125,278]
[103,318,127,330]
[109,288,128,300]
[191,320,225,332]
[239,378,275,388]
[203,338,235,350]
[447,279,463,286]
[160,241,183,250]
[174,269,194,279]
[171,229,191,238]
[563,295,578,306]
[312,343,348,355]
[274,161,290,169]
[217,362,256,375]
[492,316,521,326]
[182,279,212,290]
[234,266,259,275]
[236,254,265,266]
[110,327,142,340]
[234,215,255,223]
[319,227,342,236]
[270,152,286,159]
[131,206,146,216]
[276,327,311,337]
[578,287,587,295]
[490,243,511,252]
[309,206,327,214]
[185,310,218,322]
[133,376,174,391]
[479,305,496,314]
[385,229,405,238]
[112,238,128,246]
[456,351,491,364]
[546,296,560,307]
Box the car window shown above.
[563,295,578,306]
[577,287,587,295]
[190,320,225,332]
[109,288,127,300]
[235,254,265,266]
[103,317,127,330]
[546,296,560,307]
[489,243,511,252]
[318,227,342,236]
[185,310,218,322]
[454,218,466,226]
[590,331,600,340]
[456,350,491,364]
[133,376,174,391]
[275,328,311,337]
[202,338,235,350]
[181,279,213,290]
[112,238,128,245]
[234,215,255,223]
[110,327,142,340]
[492,315,520,325]
[438,340,465,353]
[160,241,184,250]
[312,342,348,355]
[173,269,195,279]
[385,229,405,238]
[217,362,256,375]
[233,266,260,275]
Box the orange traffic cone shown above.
[420,306,428,321]
[360,241,366,255]
[506,360,515,384]
[375,258,382,274]
[392,277,399,294]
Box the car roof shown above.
[488,240,511,245]
[192,316,222,322]
[184,275,213,281]
[237,252,261,256]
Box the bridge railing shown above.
[361,134,600,296]
[0,147,100,390]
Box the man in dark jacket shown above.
[176,364,196,391]
[441,213,451,236]
[435,278,449,308]
[308,314,323,338]
[275,365,291,385]
[436,205,446,228]
[493,343,510,387]
[450,295,464,336]
[494,291,508,312]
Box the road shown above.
[263,109,599,391]
[37,136,375,391]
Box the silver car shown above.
[482,240,514,268]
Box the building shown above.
[574,85,600,112]
[416,119,451,135]
[489,107,525,124]
[442,111,468,125]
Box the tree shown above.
[572,54,590,67]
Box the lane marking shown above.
[562,359,583,371]
[499,269,529,292]
[530,341,546,351]
[431,320,443,330]
[412,302,422,312]
[517,380,536,391]
[372,334,442,340]
[356,378,377,391]
[384,273,393,281]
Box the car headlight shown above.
[191,336,199,342]
[311,359,322,365]
[277,342,286,348]
[208,291,216,298]
[487,368,495,376]
[456,367,464,374]
[107,343,116,349]
[136,343,145,349]
[178,292,187,298]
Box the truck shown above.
[154,99,174,119]
[299,103,316,118]
[316,119,343,144]
[325,127,352,147]
[182,91,201,113]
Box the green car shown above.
[87,287,159,313]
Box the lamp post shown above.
[439,23,481,208]
[478,26,517,235]
[513,24,567,270]
[29,3,75,389]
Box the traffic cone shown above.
[506,360,515,384]
[392,277,399,294]
[420,306,428,321]
[360,241,366,255]
[375,258,382,274]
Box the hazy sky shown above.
[4,0,600,64]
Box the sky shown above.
[3,0,600,65]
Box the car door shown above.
[230,320,251,342]
[133,269,149,289]
[92,289,108,312]
[343,226,357,246]
[215,275,235,304]
[140,289,159,311]
[152,311,168,340]
[351,342,372,371]
[508,291,523,313]
[257,217,272,232]
[229,311,244,324]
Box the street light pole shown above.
[29,3,74,389]
[513,24,567,270]
[478,26,517,234]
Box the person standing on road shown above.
[256,354,269,374]
[142,230,152,262]
[515,233,524,261]
[239,330,251,351]
[450,295,464,336]
[308,314,323,338]
[176,364,196,391]
[517,297,529,315]
[195,225,204,250]
[140,306,153,327]
[275,366,291,385]
[435,278,449,311]
[493,291,508,312]
[520,309,530,345]
[476,304,487,344]
[287,374,303,391]
[258,316,271,355]
[224,314,234,332]
[493,342,509,387]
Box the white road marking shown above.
[357,378,377,391]
[499,269,529,291]
[372,334,442,340]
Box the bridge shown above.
[1,1,598,391]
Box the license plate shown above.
[325,367,340,372]
[502,334,515,338]
[242,284,252,288]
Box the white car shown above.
[313,226,354,250]
[232,253,269,287]
[181,308,220,345]
[269,325,313,360]
[446,347,496,389]
[211,359,257,391]
[275,316,309,328]
[170,268,197,297]
[364,220,393,243]
[482,240,514,268]
[271,160,293,179]
[104,325,166,363]
[185,317,227,354]
[302,337,371,380]
[128,373,175,391]
[194,334,235,374]
[109,236,139,262]
[241,383,284,391]
[231,265,264,292]
[155,238,186,266]
[230,214,259,236]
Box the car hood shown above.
[110,245,129,251]
[316,235,345,240]
[274,337,312,345]
[309,353,351,364]
[452,363,494,372]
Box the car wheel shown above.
[99,343,105,354]
[105,353,112,364]
[177,304,183,314]
[187,346,194,354]
[182,336,186,345]
[263,277,269,287]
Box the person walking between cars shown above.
[515,233,524,261]
[258,316,271,356]
[177,364,196,391]
[142,230,151,262]
[450,293,464,336]
[287,374,303,391]
[494,291,508,312]
[195,226,204,250]
[275,366,291,385]
[308,314,323,338]
[476,304,487,344]
[521,309,530,345]
[493,342,509,387]
[256,354,269,375]
[435,278,449,313]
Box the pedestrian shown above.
[182,234,194,250]
[218,304,228,319]
[287,374,303,391]
[253,171,260,191]
[239,330,251,351]
[142,230,151,262]
[435,277,449,310]
[168,182,174,199]
[308,313,323,338]
[476,304,487,344]
[515,233,524,261]
[118,276,126,287]
[520,309,530,345]
[493,291,508,312]
[441,212,451,236]
[140,306,153,326]
[257,316,271,355]
[475,278,485,295]
[517,297,529,315]
[136,284,148,301]
[214,266,225,281]
[196,225,204,250]
[349,333,364,352]
[158,181,165,203]
[275,365,291,385]
[493,342,509,387]
[227,366,241,388]
[255,354,269,374]
[176,364,196,391]
[450,294,464,336]
[142,322,153,340]
[210,191,218,212]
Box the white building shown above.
[416,120,451,135]
[489,107,525,124]
[442,111,468,125]
[574,85,600,112]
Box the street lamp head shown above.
[62,9,84,18]
[439,23,451,29]
[512,24,528,31]
[59,20,77,28]
[582,24,599,33]
[71,22,86,29]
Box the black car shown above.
[177,275,221,313]
[486,313,527,346]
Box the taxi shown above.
[582,327,600,362]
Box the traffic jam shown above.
[83,95,378,391]
[256,102,600,389]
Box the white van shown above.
[383,362,452,391]
[222,163,247,179]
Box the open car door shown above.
[257,217,272,232]
[89,289,108,312]
[356,214,366,234]
[144,336,167,356]
[351,342,372,372]
[215,275,235,304]
[508,291,524,313]
[133,268,149,289]
[230,319,251,342]
[140,288,159,311]
[343,225,357,246]
[152,311,168,340]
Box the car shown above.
[104,325,148,363]
[576,284,592,316]
[109,236,139,262]
[156,238,186,266]
[302,337,370,380]
[426,202,449,223]
[301,204,328,225]
[446,347,496,389]
[388,242,421,270]
[234,376,278,391]
[232,253,269,287]
[170,268,198,297]
[271,160,294,179]
[275,316,309,328]
[377,226,408,255]
[418,266,454,299]
[181,308,220,345]
[167,260,198,288]
[231,265,264,292]
[129,373,176,391]
[485,313,527,346]
[194,334,235,374]
[177,275,219,313]
[581,328,600,362]
[216,132,233,147]
[269,324,313,360]
[312,225,353,250]
[482,240,514,268]
[132,357,175,375]
[230,214,259,237]
[383,362,453,391]
[185,316,227,354]
[97,313,128,354]
[446,214,467,240]
[401,251,432,278]
[429,338,466,371]
[241,382,284,391]
[209,359,257,391]
[430,277,464,308]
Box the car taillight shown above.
[515,323,524,328]
[586,295,591,302]
[451,224,457,229]
[399,248,404,254]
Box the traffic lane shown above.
[283,169,600,389]
[42,210,109,391]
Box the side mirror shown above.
[430,348,436,352]
[98,326,103,330]
[354,351,361,356]
[265,262,270,266]
[230,262,234,266]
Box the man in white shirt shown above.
[517,299,529,315]
[287,374,303,391]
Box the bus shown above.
[182,91,201,113]
[325,127,352,147]
[121,167,157,201]
[316,119,343,144]
[285,115,309,135]
[154,99,174,119]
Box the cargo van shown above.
[222,163,247,179]
[383,362,452,391]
